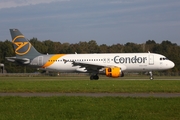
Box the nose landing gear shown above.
[149,71,154,80]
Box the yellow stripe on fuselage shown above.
[42,54,65,68]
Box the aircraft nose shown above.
[169,61,175,68]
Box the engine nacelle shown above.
[105,67,124,78]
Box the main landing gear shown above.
[90,74,99,80]
[149,71,154,80]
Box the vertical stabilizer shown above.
[10,29,41,59]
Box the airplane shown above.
[6,29,175,80]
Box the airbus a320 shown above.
[6,29,175,80]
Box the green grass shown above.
[0,77,180,93]
[0,96,179,120]
[0,76,180,120]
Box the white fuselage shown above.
[32,53,175,73]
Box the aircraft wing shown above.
[63,59,126,73]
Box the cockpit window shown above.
[160,57,168,60]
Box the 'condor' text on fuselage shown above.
[114,56,147,64]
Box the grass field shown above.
[0,76,180,93]
[0,96,180,120]
[0,76,180,120]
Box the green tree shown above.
[77,41,88,53]
[99,44,109,53]
[43,40,56,54]
[109,44,124,53]
[87,40,99,53]
[124,42,142,53]
[30,38,48,54]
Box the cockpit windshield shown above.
[160,57,168,60]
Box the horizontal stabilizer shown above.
[6,57,30,64]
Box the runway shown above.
[0,93,180,97]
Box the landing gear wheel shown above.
[90,75,99,80]
[90,75,94,80]
[150,76,154,80]
[94,75,99,80]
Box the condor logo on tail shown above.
[12,35,31,55]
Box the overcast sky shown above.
[0,0,180,45]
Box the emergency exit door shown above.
[149,55,154,65]
[38,56,43,66]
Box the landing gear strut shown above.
[149,71,154,80]
[90,74,99,80]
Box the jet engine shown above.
[105,67,124,78]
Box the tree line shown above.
[0,38,179,75]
